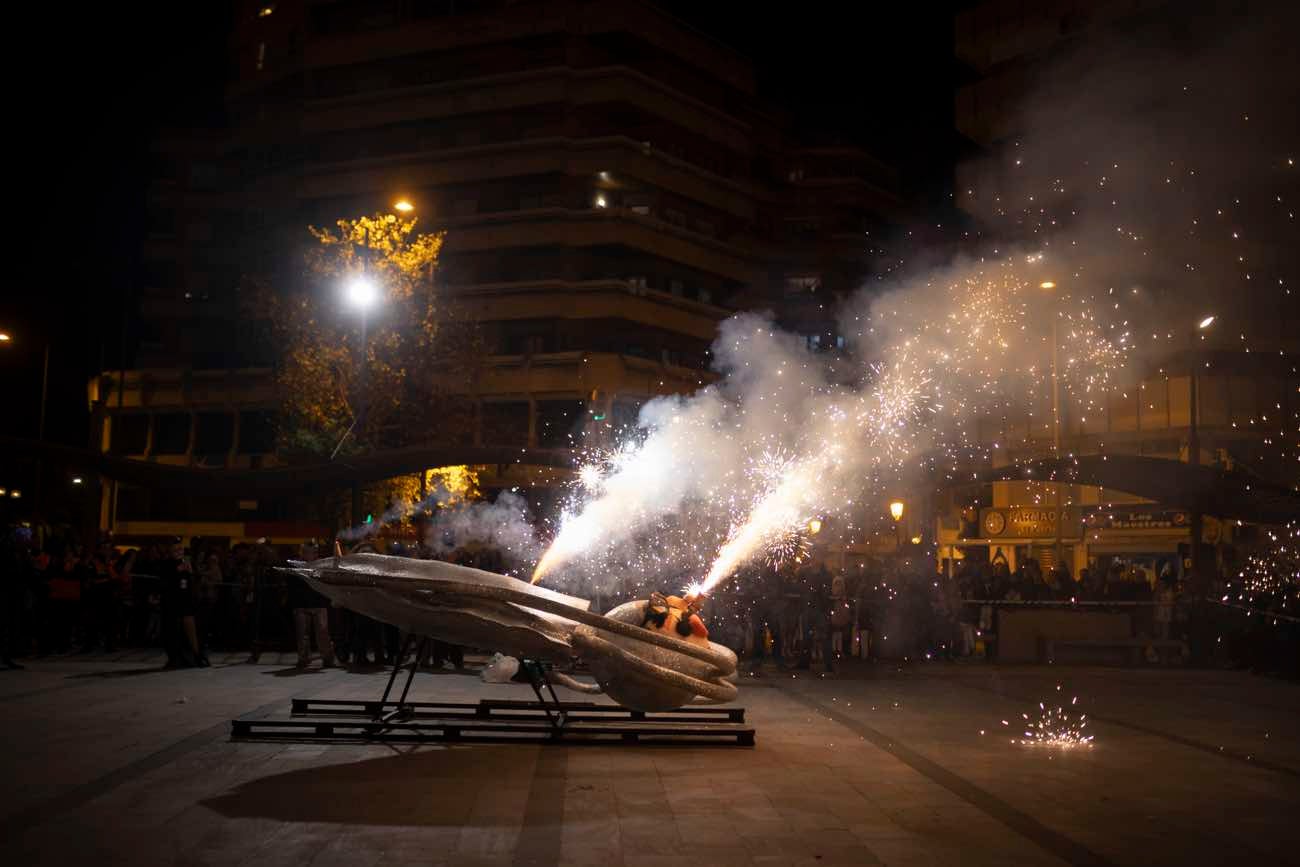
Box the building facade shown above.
[938,0,1300,579]
[93,0,905,539]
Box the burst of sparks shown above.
[1001,687,1094,748]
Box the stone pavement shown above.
[1,652,1297,866]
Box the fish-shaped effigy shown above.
[283,553,738,711]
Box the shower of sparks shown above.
[1225,522,1300,617]
[531,259,1137,594]
[1001,687,1094,748]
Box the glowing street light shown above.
[345,275,379,310]
[807,518,823,536]
[1039,280,1056,290]
[1198,314,1216,330]
[0,332,10,342]
[72,477,83,485]
[9,490,21,499]
[393,198,415,213]
[889,500,905,522]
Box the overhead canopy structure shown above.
[983,454,1300,525]
[0,437,573,496]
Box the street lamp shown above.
[1188,314,1216,590]
[393,198,415,214]
[345,275,378,311]
[889,500,905,552]
[1041,279,1066,570]
[0,331,51,520]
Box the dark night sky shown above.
[1,1,960,452]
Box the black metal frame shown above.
[231,647,754,745]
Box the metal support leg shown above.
[522,659,566,730]
[379,633,418,710]
[394,637,430,712]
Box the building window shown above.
[237,410,276,454]
[195,413,234,459]
[111,415,150,455]
[806,334,822,350]
[152,413,190,455]
[784,275,821,295]
[536,399,587,448]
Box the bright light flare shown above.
[393,199,415,213]
[1198,315,1216,330]
[345,276,378,310]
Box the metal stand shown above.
[231,652,754,745]
[520,659,567,729]
[376,634,429,722]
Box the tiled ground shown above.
[1,652,1297,866]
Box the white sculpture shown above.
[286,553,738,711]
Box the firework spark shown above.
[1001,687,1094,748]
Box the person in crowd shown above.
[829,571,853,661]
[81,541,118,653]
[1154,575,1176,640]
[196,549,223,648]
[0,528,30,668]
[113,548,137,647]
[746,566,785,674]
[46,547,82,653]
[956,564,979,656]
[160,539,207,668]
[289,541,336,669]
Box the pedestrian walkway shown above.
[1,656,1296,865]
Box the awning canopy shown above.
[1,437,573,496]
[982,454,1300,525]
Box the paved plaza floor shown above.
[1,651,1297,866]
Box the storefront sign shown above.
[1087,510,1188,530]
[979,506,1082,539]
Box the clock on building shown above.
[982,510,1006,536]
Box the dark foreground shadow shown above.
[201,745,553,826]
[262,667,325,678]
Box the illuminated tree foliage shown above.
[252,214,483,527]
[268,213,479,459]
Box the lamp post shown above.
[333,200,412,525]
[1039,281,1066,571]
[340,275,379,526]
[1188,314,1215,590]
[0,332,51,522]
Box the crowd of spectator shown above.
[0,525,500,672]
[1,524,1293,678]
